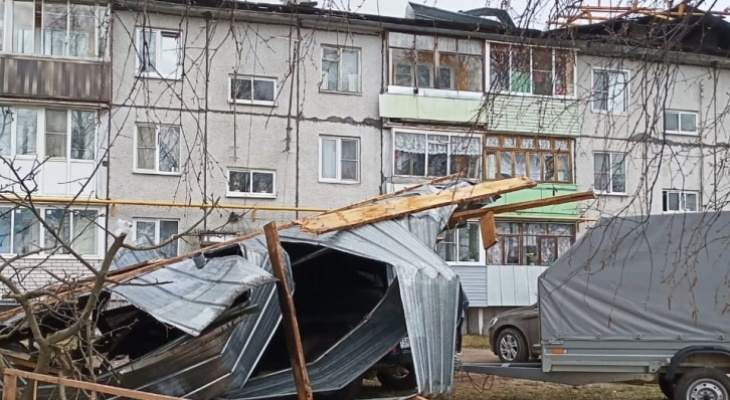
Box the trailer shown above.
[460,212,730,400]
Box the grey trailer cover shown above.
[539,212,730,342]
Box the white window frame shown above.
[0,206,104,258]
[485,42,577,99]
[135,27,182,80]
[0,107,97,161]
[226,168,276,199]
[392,129,483,180]
[593,151,627,195]
[318,135,360,184]
[591,68,630,114]
[664,110,698,135]
[133,218,180,257]
[228,75,277,106]
[662,190,699,213]
[437,220,486,266]
[320,45,362,94]
[133,124,181,176]
[0,0,110,59]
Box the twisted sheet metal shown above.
[109,255,275,336]
[275,219,459,396]
[220,281,407,399]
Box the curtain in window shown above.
[139,29,156,72]
[450,136,481,178]
[158,126,180,172]
[16,109,37,155]
[72,210,97,255]
[340,49,359,92]
[394,132,426,176]
[593,154,610,191]
[159,33,180,77]
[321,139,337,179]
[321,48,339,91]
[13,209,40,254]
[427,135,448,177]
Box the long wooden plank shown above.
[3,369,186,400]
[3,373,17,400]
[449,191,596,225]
[263,223,313,400]
[297,177,537,235]
[325,173,464,214]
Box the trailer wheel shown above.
[673,368,730,400]
[495,327,529,363]
[659,374,677,399]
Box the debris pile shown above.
[0,176,594,400]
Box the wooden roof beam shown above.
[297,177,537,235]
[449,191,596,227]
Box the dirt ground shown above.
[450,347,662,400]
[363,343,664,400]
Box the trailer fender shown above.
[665,345,730,381]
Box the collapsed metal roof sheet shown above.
[108,255,276,337]
[275,217,459,396]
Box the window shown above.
[320,136,359,183]
[135,125,180,174]
[229,76,276,105]
[435,221,484,264]
[394,131,482,179]
[389,32,483,92]
[593,152,626,194]
[0,107,93,159]
[227,169,275,198]
[662,190,699,213]
[483,135,571,182]
[489,43,575,97]
[592,69,629,113]
[0,206,100,256]
[321,46,360,93]
[9,0,107,58]
[134,219,179,259]
[136,28,181,79]
[487,222,574,266]
[664,111,698,135]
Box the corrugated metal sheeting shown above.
[109,256,276,336]
[486,265,546,307]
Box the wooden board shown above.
[449,191,596,225]
[297,177,537,234]
[479,213,498,250]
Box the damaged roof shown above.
[108,255,276,337]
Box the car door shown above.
[526,303,541,351]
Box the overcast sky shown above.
[319,0,730,30]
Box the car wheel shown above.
[495,327,529,363]
[673,368,730,400]
[377,363,417,391]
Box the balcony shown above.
[379,91,582,137]
[0,54,110,103]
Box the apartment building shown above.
[1,0,729,329]
[377,2,730,333]
[0,0,111,291]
